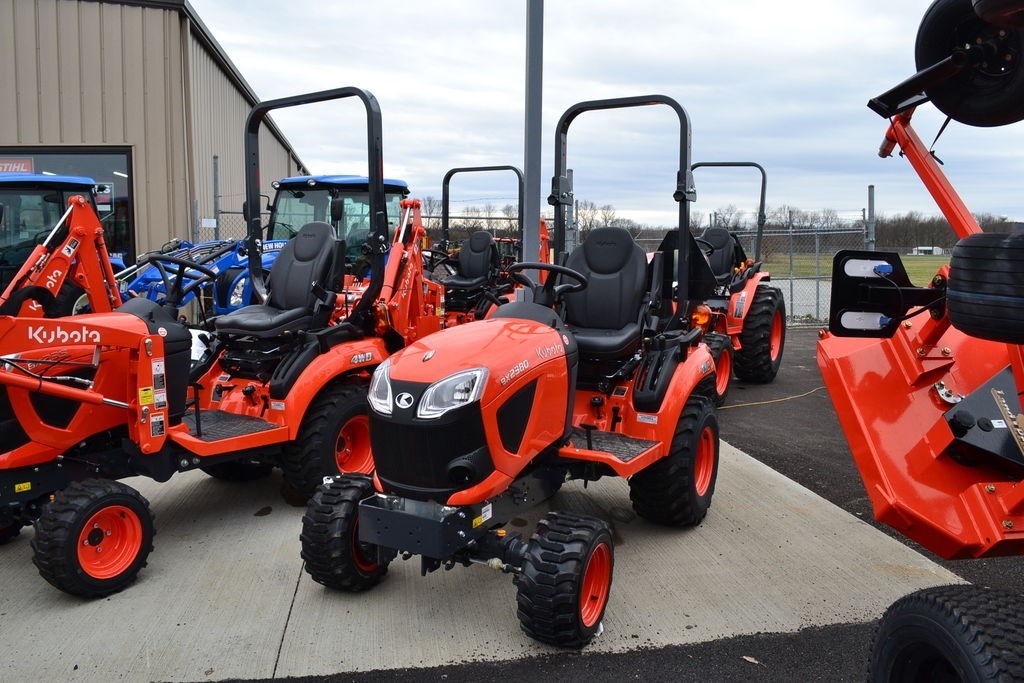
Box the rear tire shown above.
[31,479,155,597]
[281,382,372,499]
[916,0,1024,127]
[704,332,733,407]
[733,285,785,383]
[45,282,87,317]
[300,475,389,591]
[629,394,719,526]
[869,584,1024,682]
[947,231,1024,343]
[515,511,614,648]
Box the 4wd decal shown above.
[351,352,373,365]
[27,324,100,345]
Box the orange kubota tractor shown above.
[0,86,468,597]
[818,0,1024,678]
[300,95,723,648]
[689,161,785,406]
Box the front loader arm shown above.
[0,196,123,317]
[0,314,170,468]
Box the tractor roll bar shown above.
[243,87,388,322]
[441,165,525,259]
[548,94,696,303]
[690,161,768,261]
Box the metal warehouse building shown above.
[0,0,304,263]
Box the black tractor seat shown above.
[562,226,648,360]
[442,231,500,291]
[215,221,339,338]
[699,226,741,285]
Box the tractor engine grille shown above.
[370,403,493,503]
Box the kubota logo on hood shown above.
[27,324,101,345]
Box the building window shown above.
[0,147,136,266]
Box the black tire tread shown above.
[948,232,1024,343]
[31,479,154,597]
[733,285,785,383]
[281,382,367,498]
[869,584,1024,682]
[300,475,388,592]
[629,394,719,526]
[515,510,613,648]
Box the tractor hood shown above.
[383,316,572,405]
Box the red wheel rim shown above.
[769,310,784,362]
[579,542,612,627]
[715,349,731,396]
[351,518,379,573]
[335,415,372,474]
[76,505,143,580]
[693,426,716,497]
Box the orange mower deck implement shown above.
[0,86,457,597]
[301,95,723,648]
[820,0,1024,678]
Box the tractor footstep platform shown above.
[182,411,278,442]
[570,427,657,462]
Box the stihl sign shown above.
[0,158,34,173]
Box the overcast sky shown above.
[189,0,1024,227]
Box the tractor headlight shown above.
[368,359,393,415]
[229,277,247,308]
[417,368,488,419]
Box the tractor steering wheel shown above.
[506,261,587,308]
[694,237,715,259]
[136,254,219,307]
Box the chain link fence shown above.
[209,206,886,327]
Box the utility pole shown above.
[866,184,876,251]
[522,0,543,268]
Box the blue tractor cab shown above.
[0,174,116,288]
[123,174,409,316]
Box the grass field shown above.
[762,254,949,286]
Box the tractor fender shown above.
[725,271,770,341]
[630,341,715,444]
[280,336,390,437]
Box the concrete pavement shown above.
[1,443,960,681]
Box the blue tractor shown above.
[122,174,409,317]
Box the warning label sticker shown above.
[139,387,154,405]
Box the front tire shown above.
[281,382,373,498]
[31,479,155,597]
[869,584,1024,682]
[515,511,614,648]
[629,394,719,526]
[300,475,390,591]
[733,285,785,383]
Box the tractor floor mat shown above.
[182,410,278,442]
[570,427,657,462]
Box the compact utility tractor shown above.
[301,95,722,648]
[690,162,785,405]
[0,86,462,597]
[818,0,1024,678]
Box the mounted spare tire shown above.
[947,231,1024,343]
[916,0,1024,126]
[973,0,1024,28]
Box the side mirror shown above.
[331,196,345,224]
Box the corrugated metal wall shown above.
[0,0,302,251]
[187,36,300,221]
